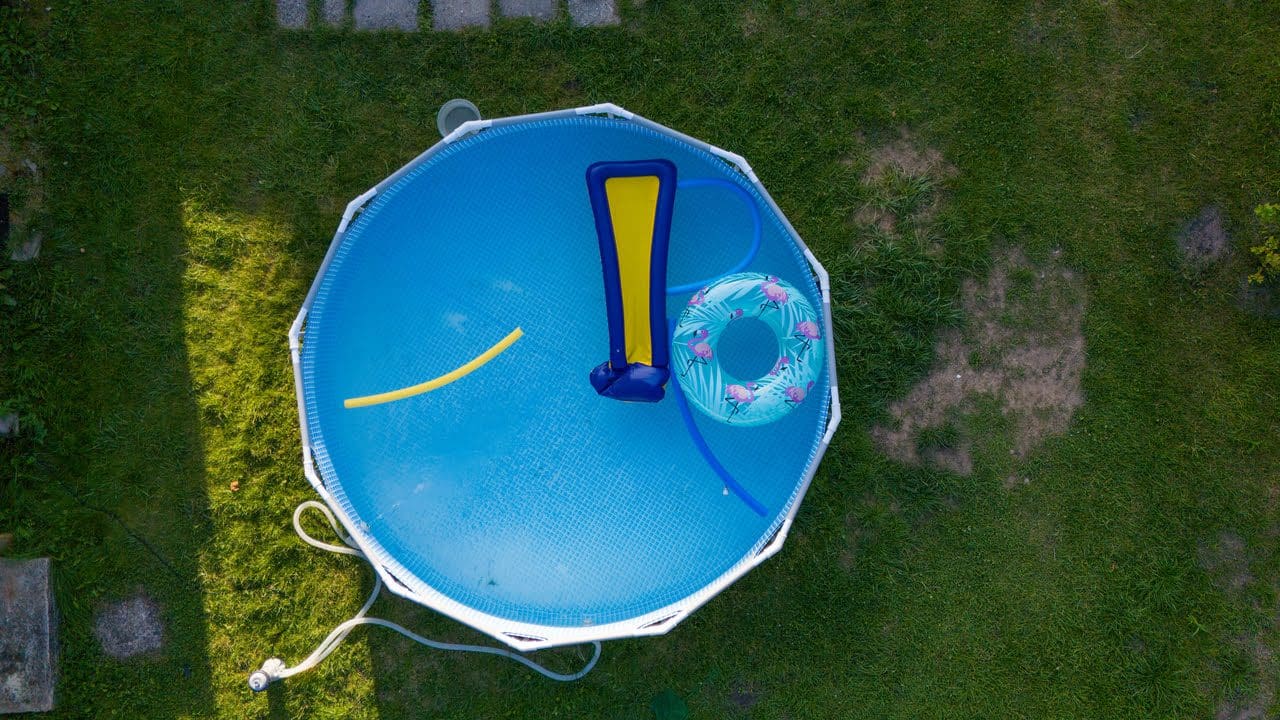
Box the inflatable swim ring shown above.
[671,272,825,426]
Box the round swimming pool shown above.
[293,105,839,649]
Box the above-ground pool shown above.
[290,104,840,651]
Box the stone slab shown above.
[94,593,163,660]
[322,0,347,25]
[434,0,491,29]
[276,0,308,28]
[0,558,56,714]
[499,0,557,21]
[568,0,618,26]
[354,0,418,30]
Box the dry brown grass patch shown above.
[848,128,956,238]
[1200,531,1278,720]
[871,247,1086,475]
[861,129,956,186]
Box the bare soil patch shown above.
[1215,635,1276,720]
[871,247,1086,474]
[728,679,760,711]
[1177,205,1231,267]
[1199,531,1253,594]
[740,7,761,37]
[852,204,897,233]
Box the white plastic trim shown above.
[626,114,759,183]
[286,102,842,651]
[288,312,305,352]
[441,118,494,144]
[754,517,793,563]
[336,188,377,235]
[574,102,634,120]
[711,149,759,184]
[287,327,312,474]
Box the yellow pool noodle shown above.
[344,327,524,409]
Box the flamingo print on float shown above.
[784,381,815,407]
[682,329,713,377]
[723,381,757,422]
[681,288,708,322]
[793,320,821,355]
[758,275,789,315]
[769,355,792,376]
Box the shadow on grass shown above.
[0,149,220,714]
[265,681,289,719]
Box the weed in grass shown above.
[1249,202,1280,286]
[915,421,969,474]
[854,171,938,234]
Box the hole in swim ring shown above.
[716,317,780,381]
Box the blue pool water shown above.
[300,116,830,628]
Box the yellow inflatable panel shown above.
[604,175,660,367]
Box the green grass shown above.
[2,0,1278,717]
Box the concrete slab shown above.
[0,558,56,714]
[276,0,308,28]
[354,0,418,30]
[434,0,491,29]
[568,0,618,26]
[322,0,347,26]
[94,593,163,660]
[499,0,557,21]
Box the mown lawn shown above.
[2,1,1278,718]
